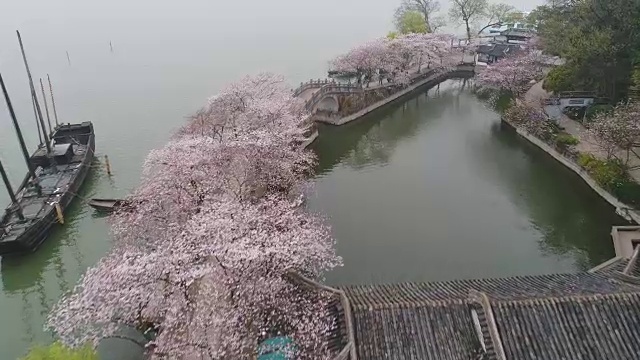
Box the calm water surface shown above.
[0,0,567,357]
[307,80,625,286]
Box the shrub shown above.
[585,104,614,121]
[613,181,640,207]
[543,65,575,93]
[555,134,579,146]
[578,154,625,188]
[555,133,579,154]
[577,153,640,206]
[20,342,97,360]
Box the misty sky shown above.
[0,0,546,188]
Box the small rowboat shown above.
[88,198,129,213]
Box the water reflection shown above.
[475,125,626,268]
[1,159,100,293]
[312,80,468,174]
[0,159,106,357]
[308,80,624,286]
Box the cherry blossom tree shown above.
[476,51,542,96]
[329,33,459,87]
[329,38,395,87]
[504,100,555,140]
[110,136,315,249]
[393,33,457,73]
[178,73,309,143]
[48,73,340,359]
[589,101,640,164]
[48,196,341,359]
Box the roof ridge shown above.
[487,289,640,305]
[341,271,601,289]
[469,290,506,360]
[351,298,468,310]
[623,246,640,275]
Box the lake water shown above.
[307,80,624,286]
[0,0,571,358]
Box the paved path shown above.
[524,81,640,182]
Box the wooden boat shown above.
[88,198,129,213]
[0,122,95,255]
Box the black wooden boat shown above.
[0,122,95,255]
[88,198,129,213]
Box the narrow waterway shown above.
[0,1,404,357]
[307,79,626,286]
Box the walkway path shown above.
[524,81,640,182]
[294,53,469,103]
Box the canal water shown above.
[0,0,591,358]
[307,80,625,286]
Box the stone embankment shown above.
[293,64,476,147]
[322,66,475,126]
[503,81,640,223]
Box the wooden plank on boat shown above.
[88,198,130,213]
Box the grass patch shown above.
[20,342,97,360]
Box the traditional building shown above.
[304,226,640,360]
[476,43,521,64]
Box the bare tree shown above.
[395,0,443,33]
[449,0,488,40]
[486,3,516,25]
[431,15,447,32]
[477,3,516,35]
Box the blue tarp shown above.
[257,336,296,360]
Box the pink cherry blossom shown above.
[476,51,542,96]
[48,195,341,359]
[589,101,640,162]
[329,33,459,86]
[504,100,555,139]
[48,72,340,359]
[179,73,309,144]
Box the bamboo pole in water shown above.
[47,74,59,126]
[16,30,51,154]
[39,78,53,135]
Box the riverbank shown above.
[313,66,475,127]
[501,81,640,223]
[324,66,475,126]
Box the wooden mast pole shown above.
[31,95,43,145]
[39,78,53,136]
[0,160,25,221]
[16,30,51,154]
[0,71,38,183]
[47,75,59,126]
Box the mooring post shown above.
[105,155,112,176]
[54,203,64,224]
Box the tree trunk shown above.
[465,20,472,41]
[424,13,431,33]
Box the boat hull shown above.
[0,122,95,255]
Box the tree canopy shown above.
[535,0,640,101]
[394,0,445,33]
[395,10,429,34]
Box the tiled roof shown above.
[351,302,485,360]
[476,44,521,58]
[341,272,638,308]
[491,292,640,359]
[340,271,640,360]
